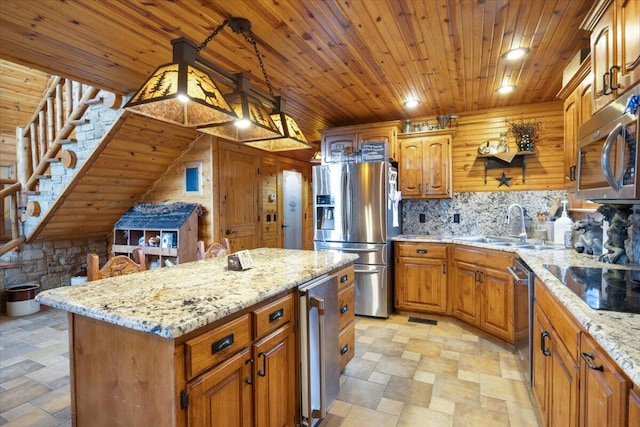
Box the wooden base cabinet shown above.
[395,242,448,314]
[579,333,629,427]
[532,303,579,427]
[336,265,356,371]
[452,246,525,344]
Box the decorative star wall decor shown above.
[496,172,513,187]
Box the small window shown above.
[184,162,202,194]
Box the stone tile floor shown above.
[0,307,541,426]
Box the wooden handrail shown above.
[0,180,22,256]
[25,86,100,190]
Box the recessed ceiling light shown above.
[403,98,420,108]
[496,85,516,94]
[501,47,530,61]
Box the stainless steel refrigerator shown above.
[313,162,401,318]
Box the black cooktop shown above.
[544,265,640,314]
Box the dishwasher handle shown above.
[310,296,326,419]
[507,265,530,286]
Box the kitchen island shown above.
[36,248,358,427]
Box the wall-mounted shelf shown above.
[477,151,536,184]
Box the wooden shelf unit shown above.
[477,151,536,183]
[112,203,199,268]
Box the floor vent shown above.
[408,317,438,325]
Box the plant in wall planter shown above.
[508,118,541,151]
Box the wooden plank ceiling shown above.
[29,112,199,242]
[0,0,593,144]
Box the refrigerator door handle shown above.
[344,167,351,238]
[310,296,326,419]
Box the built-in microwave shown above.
[576,89,639,203]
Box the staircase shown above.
[1,76,200,259]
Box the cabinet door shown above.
[479,266,512,342]
[322,134,357,163]
[579,333,628,427]
[424,136,451,198]
[533,304,551,422]
[549,334,579,427]
[396,256,447,313]
[187,348,253,427]
[590,2,616,112]
[452,260,480,325]
[629,385,640,427]
[253,323,296,427]
[398,139,425,198]
[564,91,578,187]
[617,0,640,93]
[359,127,397,161]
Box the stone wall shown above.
[0,236,108,313]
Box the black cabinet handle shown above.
[269,308,284,323]
[569,164,577,181]
[340,274,349,283]
[245,359,254,384]
[341,344,349,355]
[541,331,551,356]
[211,334,234,354]
[416,249,428,254]
[258,352,267,377]
[609,65,621,91]
[340,304,349,314]
[581,352,604,371]
[603,71,612,95]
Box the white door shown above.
[283,170,302,249]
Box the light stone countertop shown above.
[36,248,358,340]
[394,234,640,386]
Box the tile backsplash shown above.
[401,190,568,237]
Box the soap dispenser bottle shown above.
[553,201,573,246]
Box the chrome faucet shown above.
[506,203,528,242]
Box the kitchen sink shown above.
[455,236,561,251]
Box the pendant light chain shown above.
[196,20,230,53]
[244,31,274,97]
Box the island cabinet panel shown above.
[579,333,628,427]
[186,348,254,427]
[69,314,178,427]
[252,322,296,427]
[630,385,640,427]
[395,242,449,314]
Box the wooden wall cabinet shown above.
[394,242,448,314]
[582,0,640,113]
[320,121,401,163]
[112,203,198,267]
[451,246,526,344]
[398,132,453,199]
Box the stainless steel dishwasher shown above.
[299,274,340,426]
[507,257,535,388]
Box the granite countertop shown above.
[394,234,640,386]
[36,248,358,340]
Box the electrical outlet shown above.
[419,214,426,223]
[453,213,460,223]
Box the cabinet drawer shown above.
[338,321,355,372]
[338,283,355,331]
[252,294,294,339]
[335,265,354,291]
[535,278,581,363]
[185,314,251,379]
[397,242,447,259]
[453,246,512,269]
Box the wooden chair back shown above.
[197,238,231,259]
[87,248,146,281]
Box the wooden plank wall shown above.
[143,137,214,247]
[449,101,565,192]
[261,157,278,248]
